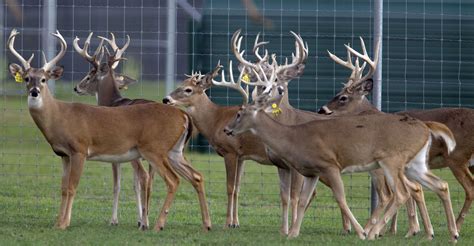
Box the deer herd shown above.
[6,28,473,242]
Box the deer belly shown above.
[87,148,141,163]
[341,162,379,174]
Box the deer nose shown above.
[30,88,40,98]
[162,97,170,104]
[223,127,233,136]
[318,106,333,115]
[73,86,78,93]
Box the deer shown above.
[319,37,474,233]
[162,61,318,234]
[234,31,428,238]
[223,64,459,241]
[7,29,211,231]
[72,32,150,227]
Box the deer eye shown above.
[86,76,90,81]
[339,95,348,102]
[41,78,46,83]
[184,88,192,93]
[24,77,30,82]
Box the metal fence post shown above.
[42,0,57,94]
[166,0,177,95]
[371,0,384,213]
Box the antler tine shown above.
[274,31,307,75]
[345,36,380,83]
[253,32,269,62]
[7,29,33,70]
[212,60,249,104]
[73,32,96,63]
[231,29,258,71]
[98,33,131,69]
[42,30,67,72]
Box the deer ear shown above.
[116,74,137,89]
[9,63,24,78]
[48,66,64,80]
[355,79,373,95]
[279,63,305,81]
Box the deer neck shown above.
[97,75,123,106]
[251,112,295,157]
[184,94,220,138]
[355,97,380,115]
[28,88,61,141]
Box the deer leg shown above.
[59,153,85,229]
[288,175,319,238]
[145,155,179,232]
[146,163,155,220]
[231,159,244,228]
[130,159,149,228]
[402,176,433,239]
[290,168,304,229]
[319,175,352,234]
[223,154,238,228]
[277,167,291,235]
[368,163,410,240]
[167,149,211,231]
[447,159,474,231]
[406,142,459,242]
[364,169,392,235]
[110,163,121,226]
[403,197,421,237]
[56,156,71,228]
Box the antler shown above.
[42,30,67,72]
[252,32,269,63]
[7,29,34,70]
[98,33,130,69]
[345,37,380,83]
[212,60,250,104]
[328,37,380,91]
[327,43,367,88]
[73,32,104,66]
[273,31,308,76]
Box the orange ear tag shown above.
[14,72,23,83]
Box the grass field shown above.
[0,81,473,245]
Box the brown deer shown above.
[163,61,316,234]
[319,37,474,233]
[223,72,459,241]
[72,32,149,227]
[235,31,428,237]
[7,29,211,231]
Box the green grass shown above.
[0,81,473,245]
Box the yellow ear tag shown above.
[271,103,282,116]
[14,72,23,83]
[242,73,250,84]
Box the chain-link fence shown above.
[1,0,473,241]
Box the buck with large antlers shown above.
[163,61,318,234]
[319,37,474,233]
[223,69,459,240]
[234,31,431,237]
[73,32,153,227]
[7,29,210,231]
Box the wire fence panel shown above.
[0,0,473,241]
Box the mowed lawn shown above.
[0,81,473,245]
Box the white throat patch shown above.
[28,94,43,109]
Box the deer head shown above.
[7,29,66,109]
[231,30,308,101]
[73,32,135,95]
[223,84,285,136]
[318,37,380,116]
[163,63,220,107]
